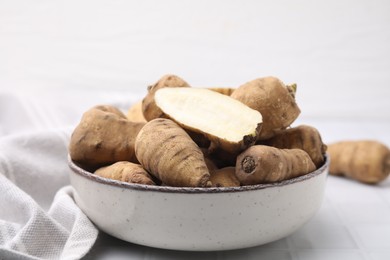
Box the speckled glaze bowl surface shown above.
[68,155,329,251]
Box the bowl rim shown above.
[68,154,329,194]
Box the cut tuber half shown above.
[155,87,263,153]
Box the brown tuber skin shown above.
[210,167,240,187]
[207,148,237,168]
[261,125,327,168]
[231,77,300,140]
[186,130,211,149]
[127,100,147,123]
[95,161,155,185]
[328,140,390,184]
[69,76,328,189]
[202,146,239,187]
[69,105,145,171]
[142,74,190,121]
[208,87,235,96]
[235,145,316,185]
[200,148,219,173]
[135,118,211,187]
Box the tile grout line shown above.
[325,194,374,260]
[285,235,299,260]
[376,186,390,208]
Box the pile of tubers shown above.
[69,74,390,187]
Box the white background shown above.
[1,0,389,120]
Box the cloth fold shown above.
[0,91,136,259]
[0,130,98,260]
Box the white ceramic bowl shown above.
[68,155,329,251]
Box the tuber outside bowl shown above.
[68,155,329,251]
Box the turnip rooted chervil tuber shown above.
[69,105,145,171]
[231,76,300,140]
[235,145,316,185]
[95,161,155,185]
[261,125,327,168]
[328,140,390,184]
[135,118,211,187]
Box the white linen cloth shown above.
[0,90,141,259]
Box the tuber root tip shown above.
[242,156,256,174]
[286,83,297,98]
[243,134,256,147]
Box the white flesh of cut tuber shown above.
[155,87,263,153]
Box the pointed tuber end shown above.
[286,83,297,98]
